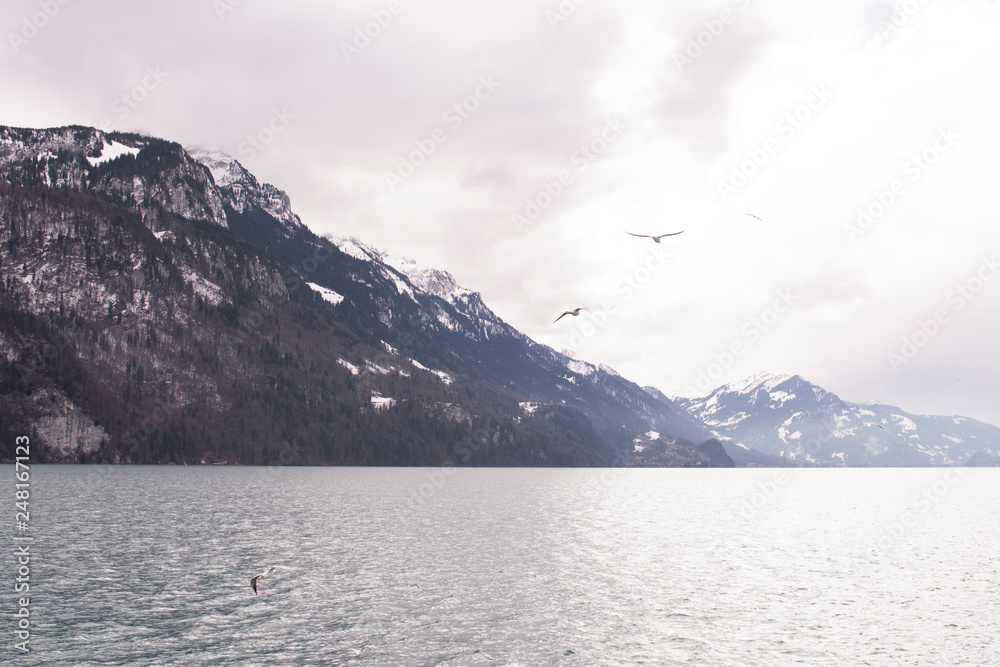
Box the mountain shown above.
[0,123,715,466]
[965,452,1000,467]
[331,237,710,449]
[672,372,1000,466]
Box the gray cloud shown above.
[2,0,998,425]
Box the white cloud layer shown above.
[2,0,998,424]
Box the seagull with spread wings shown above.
[250,566,277,596]
[624,231,684,243]
[552,308,591,324]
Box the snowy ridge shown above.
[188,149,245,187]
[0,126,229,229]
[718,371,795,396]
[382,253,473,304]
[187,149,303,233]
[672,372,1000,466]
[332,235,474,304]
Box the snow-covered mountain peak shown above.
[719,371,797,396]
[329,235,381,263]
[563,359,623,379]
[566,359,597,376]
[186,149,249,188]
[187,148,302,233]
[382,253,472,303]
[598,363,622,378]
[671,370,1000,466]
[330,235,474,304]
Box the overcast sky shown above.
[3,0,999,425]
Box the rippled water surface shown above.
[6,465,1000,666]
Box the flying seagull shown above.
[250,566,277,596]
[624,231,684,243]
[860,421,887,432]
[553,308,590,324]
[745,213,763,222]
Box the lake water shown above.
[5,465,999,666]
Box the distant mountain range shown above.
[1,124,996,467]
[669,372,1000,466]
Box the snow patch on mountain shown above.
[180,267,223,306]
[411,359,454,385]
[367,360,394,375]
[307,282,344,305]
[370,393,396,411]
[769,390,796,405]
[567,360,597,377]
[87,139,139,167]
[337,359,360,375]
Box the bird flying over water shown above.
[624,231,684,243]
[250,566,277,595]
[745,213,763,222]
[553,308,590,324]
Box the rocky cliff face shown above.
[1,125,228,230]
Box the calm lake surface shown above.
[5,465,999,666]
